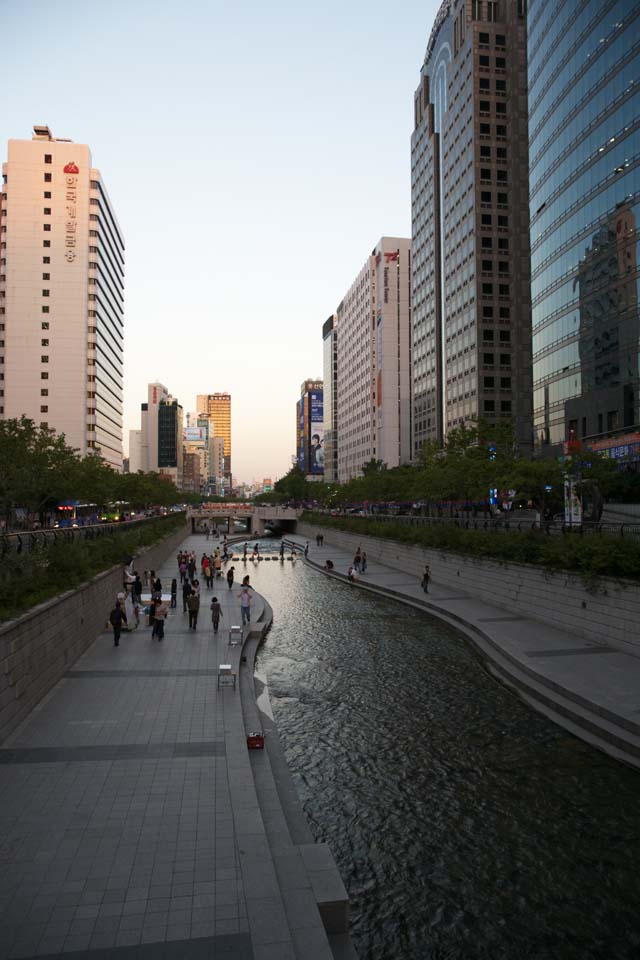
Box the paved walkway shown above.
[0,534,342,960]
[288,533,640,770]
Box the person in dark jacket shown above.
[210,597,222,634]
[186,591,200,630]
[133,573,143,602]
[226,566,235,590]
[182,578,192,613]
[109,601,127,647]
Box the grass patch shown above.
[0,514,186,622]
[302,513,640,582]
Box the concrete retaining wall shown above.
[0,521,190,744]
[298,522,640,653]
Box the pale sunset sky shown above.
[1,0,440,483]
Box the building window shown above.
[41,372,48,380]
[500,354,511,366]
[496,57,506,69]
[480,167,491,181]
[482,282,493,295]
[482,305,494,318]
[41,322,49,330]
[499,330,510,341]
[495,80,506,93]
[484,400,495,412]
[498,238,509,251]
[498,215,508,227]
[41,339,49,347]
[44,154,52,164]
[42,289,50,296]
[483,353,494,365]
[41,388,48,396]
[481,237,493,249]
[43,224,51,232]
[480,146,491,159]
[481,213,492,225]
[43,256,50,264]
[496,34,506,46]
[43,207,51,215]
[483,329,494,341]
[44,191,51,199]
[41,355,49,363]
[481,190,492,203]
[497,192,508,205]
[482,259,493,271]
[479,78,490,91]
[44,173,52,183]
[500,377,511,389]
[41,306,49,313]
[496,102,507,115]
[479,100,490,113]
[42,273,50,280]
[484,377,495,388]
[40,405,48,413]
[479,54,490,66]
[498,261,509,273]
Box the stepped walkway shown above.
[287,533,640,772]
[0,534,350,960]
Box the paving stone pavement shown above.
[0,535,270,959]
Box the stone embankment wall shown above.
[0,521,190,744]
[298,521,640,653]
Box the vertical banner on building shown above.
[309,390,324,475]
[297,399,305,472]
[563,477,582,526]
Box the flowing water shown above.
[241,541,640,960]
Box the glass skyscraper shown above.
[528,0,640,451]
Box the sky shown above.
[1,0,440,484]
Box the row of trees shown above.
[0,417,197,528]
[258,420,640,518]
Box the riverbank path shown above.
[0,534,341,960]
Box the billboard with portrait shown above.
[309,390,324,475]
[184,427,205,443]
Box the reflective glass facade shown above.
[528,0,640,448]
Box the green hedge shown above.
[0,515,186,622]
[302,513,640,582]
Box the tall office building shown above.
[336,237,412,482]
[411,1,532,458]
[196,393,231,477]
[0,125,125,468]
[322,314,338,483]
[133,382,183,487]
[528,0,640,452]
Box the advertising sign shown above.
[298,399,305,472]
[563,477,582,526]
[184,427,205,443]
[309,390,324,475]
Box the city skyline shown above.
[0,0,440,483]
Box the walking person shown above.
[304,541,309,559]
[238,584,252,625]
[210,596,222,635]
[188,558,196,582]
[179,558,187,584]
[109,600,127,647]
[421,564,431,594]
[243,542,248,560]
[353,548,362,574]
[187,591,200,630]
[182,578,192,613]
[226,566,235,590]
[154,598,168,641]
[170,578,178,609]
[133,572,143,604]
[361,551,367,574]
[279,540,285,560]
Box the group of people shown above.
[347,547,367,580]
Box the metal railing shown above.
[316,512,640,539]
[0,512,186,558]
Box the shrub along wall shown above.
[0,520,189,744]
[298,520,640,653]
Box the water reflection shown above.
[246,543,640,959]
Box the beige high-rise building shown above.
[411,1,532,455]
[196,393,231,476]
[0,125,125,468]
[336,237,412,482]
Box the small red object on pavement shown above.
[247,732,264,750]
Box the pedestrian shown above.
[421,564,430,594]
[109,600,127,646]
[154,599,168,640]
[133,572,143,603]
[347,565,358,582]
[227,566,235,590]
[353,548,362,574]
[188,558,196,581]
[238,585,252,625]
[320,534,324,546]
[243,542,248,560]
[279,541,285,559]
[170,578,177,608]
[182,578,192,613]
[210,596,222,634]
[153,575,162,597]
[179,559,187,584]
[304,541,309,558]
[316,533,320,546]
[205,560,213,589]
[242,574,251,587]
[187,591,200,630]
[361,551,367,574]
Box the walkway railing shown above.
[318,512,640,539]
[0,512,187,557]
